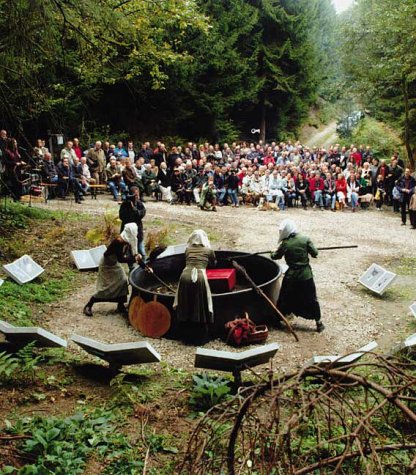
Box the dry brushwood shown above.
[179,352,416,474]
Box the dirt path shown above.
[38,197,416,373]
[304,121,338,148]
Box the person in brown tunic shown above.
[83,223,142,317]
[173,230,216,343]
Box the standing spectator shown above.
[87,141,106,184]
[114,141,128,159]
[60,140,77,166]
[73,138,83,159]
[374,174,386,211]
[139,141,153,162]
[3,138,24,201]
[409,189,416,229]
[396,168,416,226]
[127,141,136,162]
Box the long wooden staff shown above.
[231,260,299,342]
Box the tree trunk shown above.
[260,96,266,143]
[402,75,415,170]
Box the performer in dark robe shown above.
[173,230,216,343]
[83,223,141,317]
[271,219,324,332]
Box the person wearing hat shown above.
[173,230,216,343]
[271,219,324,332]
[83,222,143,317]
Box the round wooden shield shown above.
[128,295,146,329]
[136,301,171,338]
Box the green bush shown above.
[2,409,143,474]
[189,373,231,411]
[351,117,405,161]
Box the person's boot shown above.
[83,303,93,317]
[316,320,325,333]
[117,303,128,317]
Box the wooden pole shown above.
[231,260,299,342]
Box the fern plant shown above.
[0,351,19,383]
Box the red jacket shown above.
[308,177,324,192]
[336,178,347,194]
[351,152,362,166]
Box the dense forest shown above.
[0,0,415,167]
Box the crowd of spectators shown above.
[0,130,415,228]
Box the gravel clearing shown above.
[39,197,416,373]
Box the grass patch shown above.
[0,271,78,326]
[394,257,416,276]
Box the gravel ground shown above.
[39,196,416,373]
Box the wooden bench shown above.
[88,184,107,199]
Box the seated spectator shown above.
[192,167,207,205]
[285,172,297,207]
[347,171,360,212]
[157,162,173,203]
[80,156,96,189]
[122,158,140,192]
[200,176,217,211]
[56,157,83,203]
[171,167,186,204]
[42,152,58,185]
[106,157,126,201]
[309,171,324,209]
[295,174,309,209]
[225,168,239,207]
[142,163,159,198]
[336,173,347,210]
[324,172,336,211]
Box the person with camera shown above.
[119,186,147,260]
[200,175,217,211]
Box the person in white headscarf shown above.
[83,223,142,317]
[271,219,324,332]
[173,229,216,343]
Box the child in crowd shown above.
[374,174,385,211]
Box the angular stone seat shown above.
[3,255,44,285]
[305,341,378,368]
[391,333,416,355]
[195,343,279,386]
[71,334,161,370]
[0,320,67,348]
[71,245,107,270]
[358,263,396,295]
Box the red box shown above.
[206,268,236,293]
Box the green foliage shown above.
[340,0,416,169]
[0,343,41,385]
[0,271,77,326]
[2,408,144,474]
[350,117,404,160]
[189,373,231,411]
[85,210,120,245]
